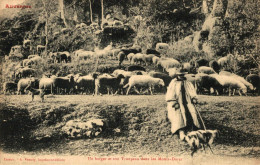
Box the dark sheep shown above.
[196,74,223,95]
[52,76,75,94]
[121,47,141,56]
[148,71,172,93]
[3,82,17,94]
[15,67,36,78]
[145,49,161,57]
[196,59,209,67]
[148,71,172,87]
[118,51,126,66]
[209,60,220,73]
[191,59,209,68]
[246,74,260,95]
[95,74,125,95]
[127,65,146,72]
[75,75,95,95]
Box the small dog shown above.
[24,82,45,102]
[184,129,219,156]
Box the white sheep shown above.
[166,67,180,78]
[123,75,165,95]
[77,50,95,60]
[112,69,133,77]
[152,56,160,65]
[211,74,247,96]
[197,66,216,74]
[157,58,181,71]
[94,47,112,59]
[217,54,234,68]
[234,76,254,90]
[127,53,135,62]
[131,53,145,65]
[112,69,125,76]
[155,43,169,55]
[142,54,155,65]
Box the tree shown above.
[58,0,68,27]
[101,0,104,26]
[89,0,93,23]
[41,0,50,53]
[72,0,78,23]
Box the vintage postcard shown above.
[0,0,259,164]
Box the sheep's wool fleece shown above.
[166,79,200,134]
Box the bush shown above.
[167,40,208,62]
[0,104,33,139]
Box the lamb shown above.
[197,66,216,74]
[123,75,165,95]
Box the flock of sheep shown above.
[3,42,260,101]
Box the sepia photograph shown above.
[0,0,259,164]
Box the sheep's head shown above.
[159,79,165,86]
[241,87,247,95]
[248,84,254,91]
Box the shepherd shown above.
[166,67,201,140]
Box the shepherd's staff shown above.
[193,101,214,154]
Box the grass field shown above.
[0,94,259,164]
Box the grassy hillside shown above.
[0,95,259,157]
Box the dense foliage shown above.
[0,0,259,76]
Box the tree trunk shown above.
[73,0,78,23]
[202,0,209,15]
[41,0,48,54]
[212,0,228,18]
[192,0,197,8]
[101,0,104,27]
[89,0,93,23]
[59,0,68,27]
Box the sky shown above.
[0,0,26,9]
